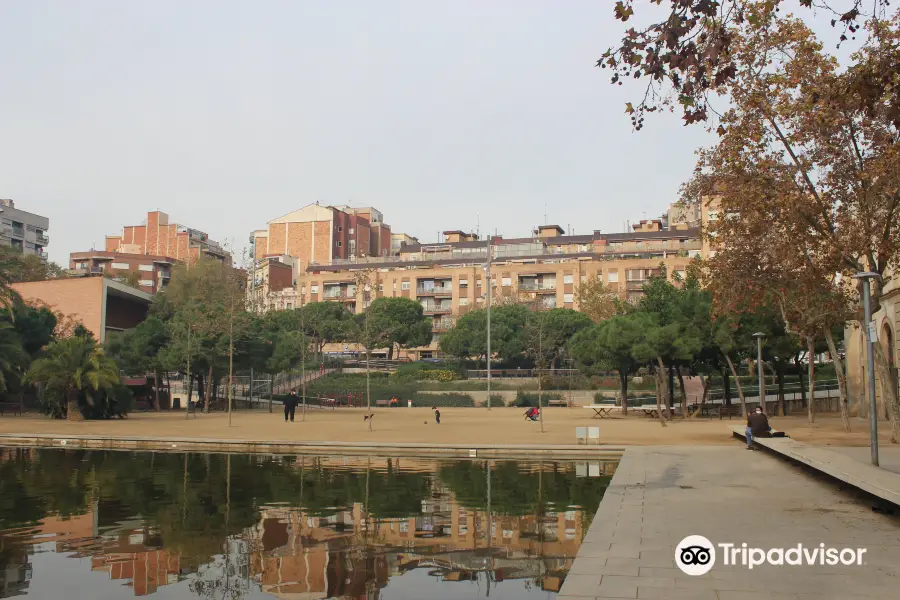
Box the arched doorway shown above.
[881,321,896,419]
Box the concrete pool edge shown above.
[0,433,625,459]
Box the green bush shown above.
[511,390,563,407]
[488,393,504,407]
[410,393,475,407]
[393,362,465,381]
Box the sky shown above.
[0,1,843,265]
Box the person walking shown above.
[284,390,298,422]
[434,407,441,424]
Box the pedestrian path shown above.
[558,446,900,599]
[731,426,900,506]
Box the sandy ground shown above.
[0,407,896,447]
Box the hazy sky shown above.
[3,1,728,264]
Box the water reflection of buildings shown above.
[248,481,590,598]
[0,458,613,599]
[0,510,181,597]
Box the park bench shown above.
[0,403,22,416]
[375,399,391,408]
[548,399,569,408]
[584,405,617,419]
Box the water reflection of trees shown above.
[0,448,613,598]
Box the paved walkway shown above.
[560,446,900,599]
[828,446,900,476]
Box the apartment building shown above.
[68,250,176,294]
[248,254,298,310]
[0,199,50,259]
[297,220,703,358]
[252,203,392,267]
[105,210,229,264]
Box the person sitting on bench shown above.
[745,406,771,450]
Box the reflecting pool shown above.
[0,448,615,599]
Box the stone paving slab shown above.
[730,425,900,505]
[559,446,900,599]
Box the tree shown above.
[677,8,900,433]
[0,321,27,393]
[299,301,354,359]
[569,312,652,414]
[105,317,170,410]
[363,297,432,358]
[438,304,530,365]
[600,0,895,128]
[26,336,120,421]
[106,269,142,289]
[575,275,625,323]
[161,258,238,413]
[1,301,57,411]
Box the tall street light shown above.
[753,332,766,415]
[485,238,493,410]
[853,272,881,467]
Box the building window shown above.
[501,277,511,287]
[476,279,482,287]
[311,286,319,294]
[336,241,342,247]
[563,274,574,285]
[111,262,130,270]
[138,264,154,272]
[378,284,384,292]
[459,298,469,306]
[564,293,574,304]
[401,281,410,291]
[459,279,468,288]
[139,279,153,287]
[607,272,619,283]
[337,226,343,232]
[349,228,355,234]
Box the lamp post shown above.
[852,272,881,467]
[753,332,766,415]
[485,238,493,410]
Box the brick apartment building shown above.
[68,210,230,295]
[252,203,393,265]
[245,202,708,357]
[106,210,228,263]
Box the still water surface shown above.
[0,448,615,599]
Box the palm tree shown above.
[26,336,120,421]
[0,321,27,392]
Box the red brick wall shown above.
[105,237,122,252]
[11,278,104,338]
[147,212,161,255]
[378,224,391,257]
[267,262,294,292]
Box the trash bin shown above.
[173,397,181,410]
[407,400,412,408]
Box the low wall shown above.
[416,390,616,407]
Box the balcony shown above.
[433,317,455,331]
[422,303,452,315]
[10,226,24,239]
[625,280,648,291]
[36,233,49,245]
[417,285,453,297]
[518,280,556,293]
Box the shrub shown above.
[410,393,475,407]
[488,393,504,407]
[393,362,464,381]
[511,390,563,407]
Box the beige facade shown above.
[845,272,899,420]
[299,225,702,358]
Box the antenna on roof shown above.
[476,213,480,238]
[544,204,547,225]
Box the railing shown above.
[467,368,579,379]
[422,304,452,314]
[309,238,703,267]
[433,318,455,330]
[36,234,49,245]
[417,286,453,295]
[519,282,556,291]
